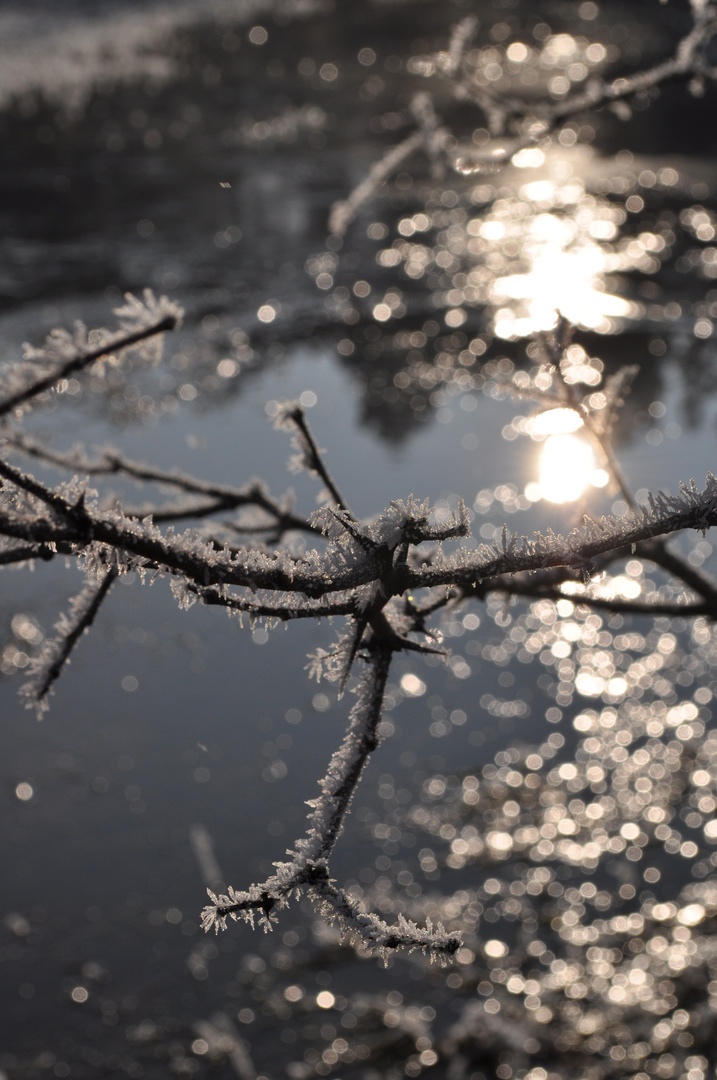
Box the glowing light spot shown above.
[513,148,545,169]
[373,303,392,321]
[678,903,705,926]
[445,308,467,327]
[575,672,605,697]
[585,42,607,61]
[537,434,594,503]
[520,180,555,203]
[257,304,277,323]
[15,782,33,801]
[317,991,335,1009]
[549,76,570,96]
[590,219,617,240]
[487,831,513,854]
[547,33,578,57]
[217,359,238,378]
[71,986,89,1003]
[529,407,583,436]
[401,673,426,697]
[480,221,506,240]
[600,575,640,600]
[506,42,529,63]
[485,939,508,958]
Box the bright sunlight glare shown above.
[536,433,595,503]
[529,407,584,436]
[492,230,635,338]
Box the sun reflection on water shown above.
[488,174,647,338]
[367,151,671,346]
[525,408,609,503]
[491,221,637,338]
[534,433,595,503]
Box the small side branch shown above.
[275,403,351,514]
[201,646,459,959]
[329,130,425,238]
[310,875,461,961]
[3,432,315,537]
[0,542,55,566]
[21,568,118,714]
[190,585,358,621]
[0,291,182,418]
[401,476,717,590]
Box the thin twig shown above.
[0,306,179,418]
[280,404,352,514]
[201,646,460,958]
[4,432,316,536]
[22,568,118,713]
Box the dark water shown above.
[2,1,717,1076]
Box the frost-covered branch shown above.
[402,479,717,591]
[329,130,424,238]
[187,584,358,621]
[201,646,459,959]
[0,456,469,598]
[310,875,460,961]
[330,1,717,232]
[3,445,717,618]
[3,275,717,961]
[0,542,55,566]
[3,430,315,537]
[21,568,118,715]
[0,291,182,419]
[274,402,351,514]
[510,327,717,614]
[450,1,717,163]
